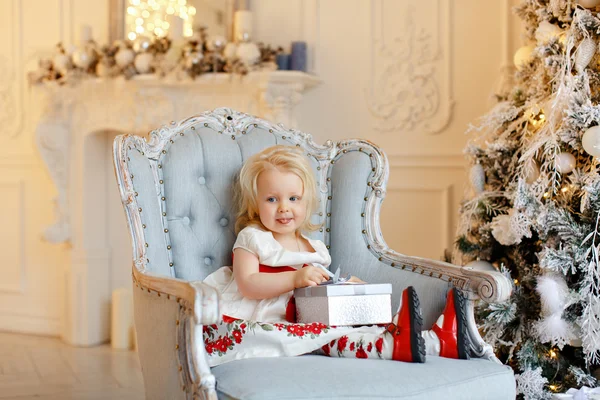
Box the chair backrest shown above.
[113,107,389,282]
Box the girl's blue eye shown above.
[290,196,298,202]
[267,197,276,203]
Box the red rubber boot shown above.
[387,286,426,363]
[431,287,470,360]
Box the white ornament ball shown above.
[72,48,93,70]
[525,162,540,184]
[115,48,135,67]
[236,42,260,65]
[52,53,71,74]
[555,152,576,174]
[535,21,562,44]
[469,163,485,193]
[513,45,535,71]
[134,53,154,74]
[578,0,600,8]
[582,126,600,157]
[223,43,238,61]
[133,36,152,53]
[207,35,227,52]
[465,260,495,272]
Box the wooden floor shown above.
[0,332,145,399]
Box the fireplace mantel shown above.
[33,70,320,345]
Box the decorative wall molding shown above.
[0,0,24,138]
[0,177,26,294]
[386,183,455,252]
[388,154,466,168]
[366,0,455,135]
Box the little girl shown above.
[203,145,470,366]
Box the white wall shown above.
[0,0,523,336]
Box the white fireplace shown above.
[34,71,319,345]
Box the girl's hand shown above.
[294,266,331,288]
[347,276,366,284]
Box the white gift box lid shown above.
[294,283,392,297]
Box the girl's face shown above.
[256,167,307,238]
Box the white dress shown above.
[203,225,332,322]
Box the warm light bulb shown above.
[561,187,568,193]
[549,385,557,391]
[549,349,557,358]
[514,279,519,285]
[543,192,550,198]
[128,32,137,40]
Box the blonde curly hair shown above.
[234,145,321,234]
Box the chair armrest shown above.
[133,266,220,325]
[133,267,219,399]
[383,252,512,304]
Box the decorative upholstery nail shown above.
[326,228,330,232]
[378,257,383,261]
[167,245,172,250]
[319,212,323,216]
[169,263,174,267]
[158,164,162,169]
[327,213,331,217]
[142,224,146,229]
[204,123,208,127]
[198,176,206,185]
[364,197,368,201]
[145,243,148,247]
[282,136,286,139]
[391,262,396,267]
[162,212,166,216]
[361,213,365,217]
[317,166,321,170]
[372,168,375,172]
[327,196,332,200]
[231,135,235,140]
[254,124,258,127]
[327,177,331,181]
[138,207,142,212]
[162,150,166,154]
[362,230,366,234]
[367,245,371,249]
[242,131,246,134]
[359,147,363,151]
[176,319,180,325]
[160,180,164,184]
[269,129,273,132]
[219,218,228,227]
[164,229,169,233]
[326,245,330,249]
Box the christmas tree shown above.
[455,1,600,398]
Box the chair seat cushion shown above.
[212,355,515,400]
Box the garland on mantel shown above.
[28,28,282,85]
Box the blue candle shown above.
[276,54,290,70]
[290,41,307,72]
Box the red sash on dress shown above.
[231,252,304,322]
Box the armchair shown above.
[113,108,515,400]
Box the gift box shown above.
[294,283,392,326]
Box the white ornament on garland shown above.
[582,126,600,157]
[577,0,600,8]
[236,42,260,66]
[72,48,94,70]
[115,46,135,68]
[514,45,535,71]
[184,51,203,69]
[469,163,486,193]
[575,37,596,74]
[134,53,153,74]
[555,152,576,174]
[207,35,227,52]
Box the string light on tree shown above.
[126,0,196,40]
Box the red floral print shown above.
[337,336,349,353]
[350,342,355,352]
[375,337,383,354]
[356,346,368,359]
[367,343,373,353]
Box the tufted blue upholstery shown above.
[126,125,325,282]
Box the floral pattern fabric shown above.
[203,315,392,367]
